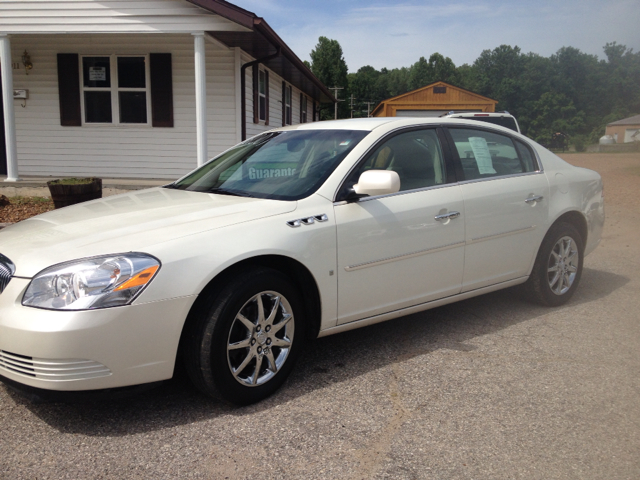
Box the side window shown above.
[515,139,537,172]
[449,128,534,180]
[352,129,446,192]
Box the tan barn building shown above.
[605,115,640,144]
[371,81,497,118]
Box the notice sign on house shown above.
[89,67,106,82]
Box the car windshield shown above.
[167,129,369,200]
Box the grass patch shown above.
[48,177,97,185]
[9,196,52,204]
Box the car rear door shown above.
[334,127,465,325]
[445,127,549,292]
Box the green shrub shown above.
[573,135,587,152]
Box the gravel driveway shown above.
[1,152,639,480]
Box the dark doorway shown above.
[0,64,7,176]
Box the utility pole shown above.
[329,86,344,120]
[350,94,356,118]
[364,101,376,118]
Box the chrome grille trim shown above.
[0,253,15,294]
[0,350,112,381]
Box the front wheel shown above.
[524,222,584,307]
[184,268,305,405]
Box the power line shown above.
[329,86,344,120]
[363,101,376,118]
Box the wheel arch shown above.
[179,254,322,349]
[549,210,588,248]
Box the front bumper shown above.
[0,277,196,391]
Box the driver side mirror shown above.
[353,170,401,197]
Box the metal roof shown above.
[607,114,640,126]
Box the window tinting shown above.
[84,91,112,123]
[169,130,369,201]
[515,140,537,172]
[83,57,110,88]
[449,128,534,180]
[350,129,446,193]
[119,92,147,123]
[117,57,146,88]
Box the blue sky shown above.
[239,0,640,72]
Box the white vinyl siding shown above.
[9,33,237,179]
[0,0,249,34]
[244,57,309,139]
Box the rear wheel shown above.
[184,268,304,405]
[524,222,584,306]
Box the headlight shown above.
[22,253,160,310]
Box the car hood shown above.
[0,187,297,277]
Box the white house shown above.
[0,0,335,180]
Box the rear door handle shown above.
[525,195,544,204]
[435,211,461,221]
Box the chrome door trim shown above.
[344,241,465,272]
[333,182,457,206]
[469,225,536,244]
[456,170,545,187]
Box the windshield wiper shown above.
[207,187,254,198]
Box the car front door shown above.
[446,127,549,292]
[334,128,465,325]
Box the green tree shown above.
[473,45,526,113]
[309,36,349,119]
[349,65,384,117]
[526,91,586,144]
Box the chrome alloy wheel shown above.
[547,236,579,295]
[226,291,295,387]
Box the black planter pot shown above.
[47,178,103,209]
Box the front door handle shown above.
[525,195,544,204]
[435,211,461,221]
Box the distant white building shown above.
[0,0,334,180]
[605,114,640,145]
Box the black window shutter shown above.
[265,70,270,125]
[299,93,303,123]
[252,64,259,124]
[313,101,317,122]
[282,81,286,127]
[57,54,81,126]
[150,53,173,128]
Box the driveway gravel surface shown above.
[1,152,639,480]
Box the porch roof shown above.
[187,0,336,103]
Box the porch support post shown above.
[193,32,207,168]
[0,34,19,181]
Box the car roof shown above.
[281,117,520,135]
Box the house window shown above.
[284,84,292,125]
[301,94,308,123]
[81,55,150,125]
[258,70,267,122]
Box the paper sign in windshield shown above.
[469,137,496,174]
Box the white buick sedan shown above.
[0,118,604,404]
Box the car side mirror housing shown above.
[353,170,401,197]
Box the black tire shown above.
[183,267,305,405]
[524,222,584,307]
